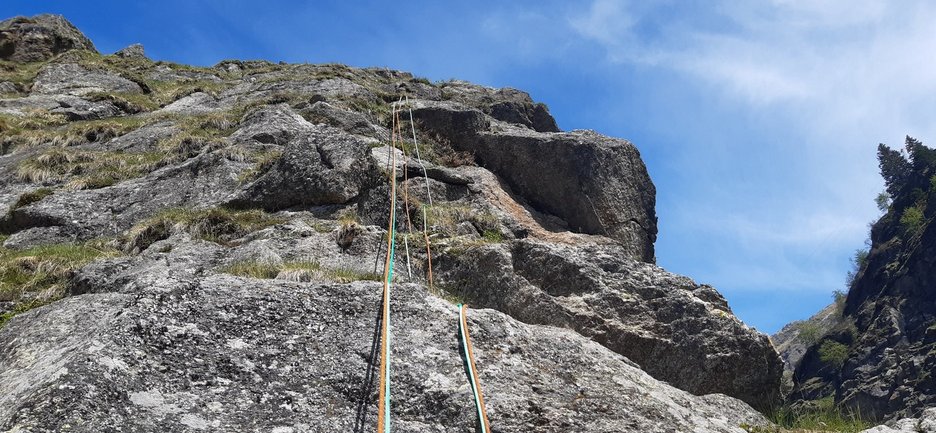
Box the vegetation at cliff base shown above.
[744,397,868,433]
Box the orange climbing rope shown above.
[458,304,492,432]
[376,100,400,433]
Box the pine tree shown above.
[878,143,911,197]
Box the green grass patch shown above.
[818,340,850,369]
[13,110,246,188]
[220,259,379,283]
[12,188,54,209]
[482,229,504,243]
[432,282,469,305]
[900,204,926,237]
[232,148,283,184]
[747,397,869,433]
[85,91,159,113]
[3,115,150,154]
[17,148,164,187]
[0,239,119,328]
[220,261,281,279]
[122,207,285,253]
[0,58,50,90]
[416,202,498,238]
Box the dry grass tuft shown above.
[121,207,285,253]
[0,239,119,328]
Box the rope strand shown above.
[458,304,492,433]
[376,100,400,433]
[405,96,435,291]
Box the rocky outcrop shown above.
[773,303,841,374]
[0,14,96,62]
[772,302,843,393]
[232,124,379,210]
[114,43,146,59]
[2,152,249,243]
[435,239,782,411]
[0,215,770,432]
[0,14,784,431]
[440,81,560,132]
[411,102,658,262]
[860,408,936,432]
[0,271,768,432]
[32,62,143,96]
[791,138,936,421]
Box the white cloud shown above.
[571,0,936,131]
[568,2,936,289]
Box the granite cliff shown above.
[0,14,794,432]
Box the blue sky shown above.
[4,1,935,333]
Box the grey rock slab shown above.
[229,104,313,146]
[301,101,388,140]
[0,274,769,433]
[157,91,224,115]
[32,63,143,96]
[436,239,783,411]
[145,64,221,83]
[861,408,936,432]
[95,121,177,152]
[0,94,121,120]
[0,82,18,95]
[6,152,247,241]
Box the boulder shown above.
[300,100,387,139]
[0,94,123,120]
[229,104,312,146]
[114,43,146,59]
[31,63,143,96]
[0,14,97,62]
[231,123,379,210]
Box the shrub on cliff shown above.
[818,340,850,369]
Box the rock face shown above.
[411,102,658,262]
[860,408,936,433]
[0,14,783,432]
[0,259,767,432]
[233,122,380,210]
[791,138,936,421]
[435,239,782,411]
[0,14,97,62]
[771,302,842,392]
[114,43,146,59]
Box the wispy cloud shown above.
[554,1,936,321]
